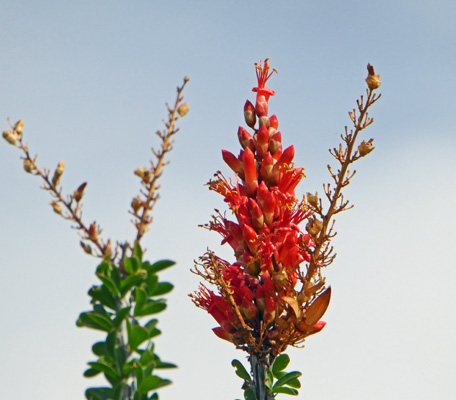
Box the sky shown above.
[1,1,455,399]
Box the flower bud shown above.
[51,161,65,186]
[73,182,87,202]
[238,126,255,151]
[260,152,274,181]
[104,239,113,258]
[358,139,375,157]
[51,201,62,215]
[242,147,258,196]
[248,198,264,230]
[177,103,189,117]
[184,76,190,83]
[272,269,288,291]
[80,241,92,255]
[222,149,242,174]
[269,114,278,129]
[2,129,17,145]
[240,297,258,321]
[14,120,24,136]
[23,159,34,173]
[88,223,99,242]
[255,125,269,160]
[268,131,282,155]
[131,197,143,214]
[307,192,319,208]
[263,192,276,226]
[366,64,381,90]
[258,115,270,128]
[244,100,256,128]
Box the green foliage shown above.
[78,244,175,400]
[269,356,302,397]
[232,359,252,382]
[233,354,302,399]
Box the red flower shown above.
[193,60,329,354]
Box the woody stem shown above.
[250,353,274,400]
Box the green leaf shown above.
[115,346,127,370]
[85,387,114,400]
[148,260,175,274]
[133,242,143,262]
[97,273,121,298]
[77,312,113,332]
[86,313,114,332]
[148,394,158,400]
[92,342,107,356]
[97,261,121,287]
[123,361,135,377]
[273,371,302,390]
[272,371,286,380]
[93,304,110,317]
[264,369,273,390]
[88,361,118,379]
[139,349,155,367]
[128,325,150,351]
[134,300,166,317]
[232,359,252,382]
[155,360,177,369]
[134,287,147,310]
[244,388,257,400]
[144,320,161,339]
[84,368,101,378]
[121,274,145,296]
[137,375,171,394]
[271,387,299,395]
[284,378,301,389]
[89,285,117,310]
[145,319,158,331]
[113,307,131,328]
[146,274,159,296]
[106,331,117,358]
[143,363,155,378]
[113,383,126,400]
[124,257,140,275]
[135,364,144,387]
[272,354,290,376]
[150,282,173,297]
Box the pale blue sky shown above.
[1,1,455,399]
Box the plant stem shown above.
[250,354,274,400]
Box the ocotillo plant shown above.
[2,77,189,400]
[191,60,381,400]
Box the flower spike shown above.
[192,60,381,363]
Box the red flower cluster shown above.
[192,59,329,355]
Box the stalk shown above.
[250,353,274,400]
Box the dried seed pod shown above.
[131,197,143,213]
[306,192,319,208]
[358,139,375,157]
[306,218,323,237]
[14,120,24,136]
[366,64,381,90]
[177,103,189,117]
[23,159,34,173]
[2,130,17,145]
